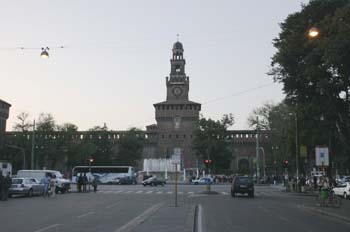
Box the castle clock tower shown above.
[153,41,201,169]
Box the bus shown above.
[72,166,136,184]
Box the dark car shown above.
[231,176,254,197]
[142,177,166,187]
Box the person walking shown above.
[77,173,82,193]
[3,172,12,201]
[50,175,57,197]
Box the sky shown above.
[0,0,309,131]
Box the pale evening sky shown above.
[0,0,309,131]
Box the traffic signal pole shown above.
[256,117,260,183]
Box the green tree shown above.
[192,114,234,173]
[114,128,145,166]
[270,0,350,172]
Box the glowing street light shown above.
[308,27,320,38]
[40,47,50,59]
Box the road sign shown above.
[171,154,181,164]
[315,146,329,166]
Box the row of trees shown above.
[1,112,145,172]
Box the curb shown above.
[299,205,350,223]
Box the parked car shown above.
[332,182,350,199]
[339,176,350,184]
[192,177,213,185]
[142,177,166,186]
[231,176,254,197]
[9,177,44,197]
[17,170,70,193]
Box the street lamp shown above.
[308,27,320,38]
[259,147,266,181]
[40,47,50,59]
[289,112,299,186]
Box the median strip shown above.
[114,203,163,232]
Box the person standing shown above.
[82,173,88,192]
[92,177,98,193]
[2,172,12,200]
[77,173,82,193]
[42,173,51,197]
[50,175,57,197]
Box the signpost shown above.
[171,153,181,207]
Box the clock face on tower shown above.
[172,87,183,97]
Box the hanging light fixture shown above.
[40,47,50,59]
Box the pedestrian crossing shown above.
[95,189,285,197]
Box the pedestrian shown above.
[0,170,4,200]
[50,175,57,197]
[3,172,12,201]
[92,177,98,193]
[313,175,318,191]
[82,173,88,192]
[77,173,83,193]
[42,173,51,197]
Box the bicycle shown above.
[315,188,342,208]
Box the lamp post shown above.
[259,147,266,181]
[31,120,36,170]
[289,112,299,186]
[256,116,260,183]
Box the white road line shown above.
[136,191,143,194]
[188,192,194,194]
[125,191,133,194]
[114,203,163,232]
[221,192,228,195]
[106,202,120,209]
[146,191,153,194]
[257,205,271,214]
[277,215,290,223]
[196,204,204,232]
[114,190,123,194]
[77,211,95,218]
[167,191,173,194]
[156,191,163,194]
[178,191,184,194]
[34,224,61,232]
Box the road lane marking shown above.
[195,204,204,232]
[167,191,173,194]
[257,205,271,214]
[125,190,133,194]
[106,202,120,209]
[221,192,228,195]
[34,224,61,232]
[156,191,163,194]
[188,192,194,194]
[114,203,163,232]
[178,191,184,194]
[77,211,95,218]
[146,191,153,194]
[136,190,143,194]
[277,216,290,223]
[114,190,123,194]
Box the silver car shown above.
[9,178,44,197]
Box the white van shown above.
[17,170,71,193]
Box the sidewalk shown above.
[301,198,350,223]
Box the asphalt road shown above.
[0,184,349,232]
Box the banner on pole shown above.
[315,146,329,167]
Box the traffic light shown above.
[88,158,94,166]
[204,159,213,167]
[283,160,289,168]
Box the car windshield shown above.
[236,177,249,184]
[12,179,23,184]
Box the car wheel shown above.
[344,192,348,199]
[27,189,33,197]
[143,184,146,187]
[194,182,198,185]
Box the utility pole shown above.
[31,120,35,170]
[295,113,299,186]
[256,116,260,183]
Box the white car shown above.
[332,182,350,199]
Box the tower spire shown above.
[176,33,179,42]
